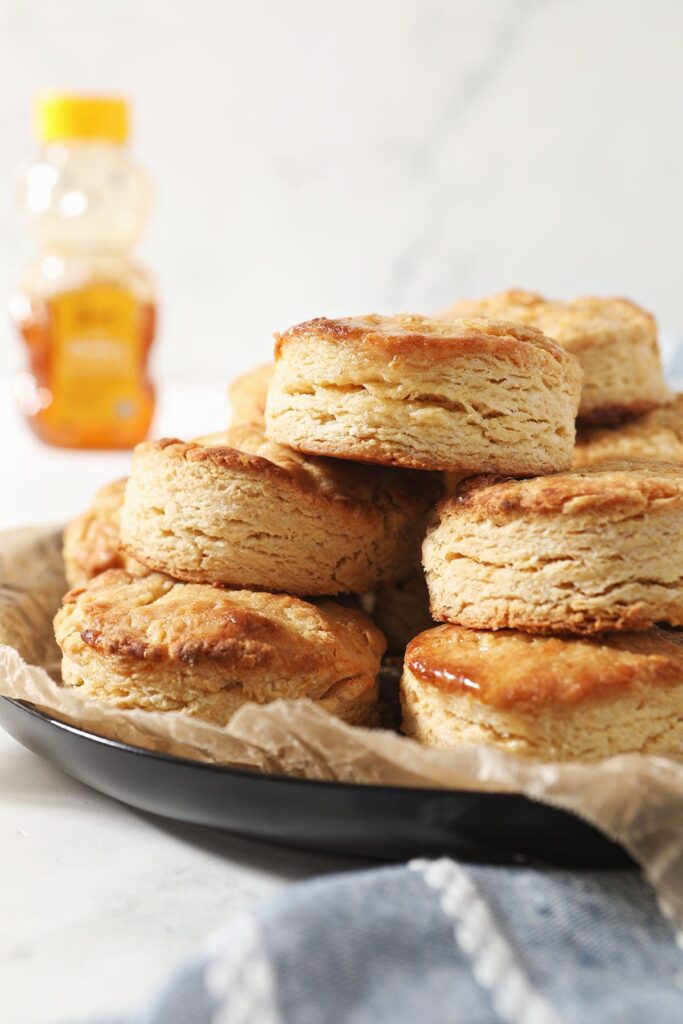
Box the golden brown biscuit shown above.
[265,314,582,474]
[573,394,683,468]
[228,363,273,427]
[439,290,671,422]
[372,574,434,655]
[54,570,386,727]
[401,624,683,761]
[423,461,683,635]
[120,424,441,595]
[62,480,147,587]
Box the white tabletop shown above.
[1,383,362,1024]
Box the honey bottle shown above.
[11,94,156,448]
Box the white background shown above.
[1,0,683,389]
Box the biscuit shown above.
[54,570,386,727]
[265,314,582,474]
[63,480,147,587]
[401,624,683,761]
[423,461,683,635]
[573,394,683,468]
[439,290,671,422]
[120,424,441,595]
[228,363,273,426]
[372,573,434,654]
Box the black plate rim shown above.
[2,695,631,866]
[2,695,518,801]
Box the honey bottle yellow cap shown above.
[34,93,129,144]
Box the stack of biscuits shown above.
[57,300,683,764]
[438,289,683,469]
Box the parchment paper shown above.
[3,526,683,931]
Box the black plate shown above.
[0,697,630,867]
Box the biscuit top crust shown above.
[440,290,658,353]
[443,460,683,519]
[137,425,442,508]
[273,313,577,368]
[57,570,386,671]
[439,289,546,323]
[406,624,683,708]
[574,394,683,466]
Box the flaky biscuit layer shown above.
[265,314,582,473]
[120,425,441,595]
[423,461,683,635]
[573,394,683,468]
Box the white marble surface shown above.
[0,727,361,1024]
[1,0,683,384]
[0,388,366,1024]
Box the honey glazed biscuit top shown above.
[405,623,683,710]
[400,624,683,760]
[266,314,582,473]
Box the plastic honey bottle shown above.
[11,94,156,448]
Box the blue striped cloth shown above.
[94,859,683,1024]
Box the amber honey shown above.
[17,285,156,449]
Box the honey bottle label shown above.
[45,284,143,431]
